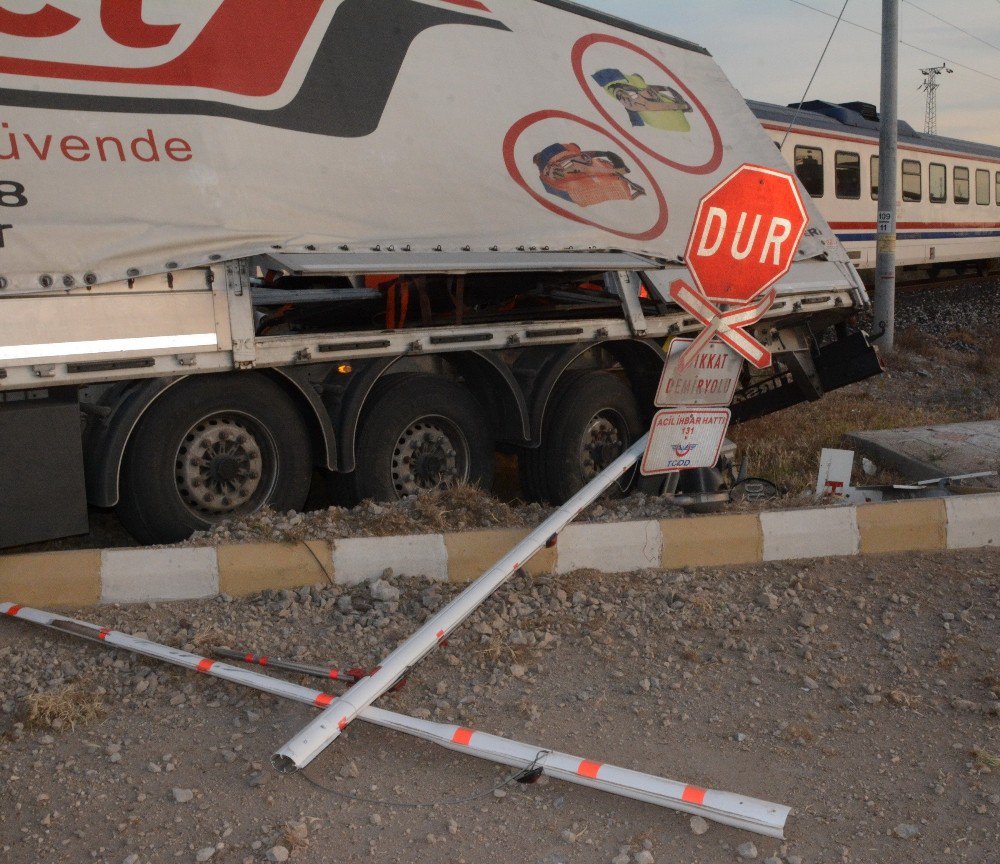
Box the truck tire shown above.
[352,375,494,501]
[517,368,589,503]
[117,375,313,544]
[539,370,644,505]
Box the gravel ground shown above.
[1,548,997,863]
[871,278,1000,421]
[178,488,689,548]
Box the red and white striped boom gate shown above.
[272,436,650,772]
[1,603,790,837]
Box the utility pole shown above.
[873,0,898,351]
[920,62,953,135]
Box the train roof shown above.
[748,99,1000,161]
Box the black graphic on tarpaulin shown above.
[592,67,692,132]
[0,0,508,137]
[533,142,646,207]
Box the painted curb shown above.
[1,493,997,608]
[556,520,662,575]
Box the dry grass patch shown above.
[895,327,1000,378]
[973,748,1000,770]
[23,683,105,731]
[729,388,965,493]
[964,331,1000,376]
[895,327,948,361]
[478,631,531,666]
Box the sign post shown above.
[642,162,808,476]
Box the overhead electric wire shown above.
[783,0,1000,83]
[779,0,851,150]
[902,0,1000,54]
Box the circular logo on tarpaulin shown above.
[503,110,668,241]
[572,33,723,175]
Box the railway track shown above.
[894,271,998,296]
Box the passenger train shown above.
[750,100,1000,276]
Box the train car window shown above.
[870,155,879,199]
[954,167,970,204]
[996,171,1000,205]
[976,169,990,205]
[835,151,860,199]
[901,160,921,202]
[929,163,947,203]
[794,145,824,197]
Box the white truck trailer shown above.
[0,0,879,547]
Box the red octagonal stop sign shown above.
[685,163,809,303]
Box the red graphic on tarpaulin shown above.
[0,0,509,136]
[438,0,491,9]
[503,110,668,242]
[533,142,645,207]
[684,163,808,304]
[669,280,775,370]
[0,0,326,97]
[0,4,80,38]
[101,0,181,49]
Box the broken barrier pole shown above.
[273,435,649,773]
[213,648,408,693]
[217,648,356,683]
[0,603,790,837]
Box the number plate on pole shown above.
[640,408,731,475]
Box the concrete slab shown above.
[844,420,1000,485]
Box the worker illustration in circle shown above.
[533,143,646,207]
[592,68,692,132]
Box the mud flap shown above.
[730,332,882,423]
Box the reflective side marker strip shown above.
[196,659,214,674]
[0,603,790,839]
[0,333,218,362]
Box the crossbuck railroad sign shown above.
[673,163,809,370]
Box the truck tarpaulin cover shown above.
[0,0,797,291]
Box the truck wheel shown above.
[540,370,644,505]
[517,369,588,503]
[517,445,547,502]
[117,375,313,544]
[353,375,494,501]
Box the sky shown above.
[574,0,1000,146]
